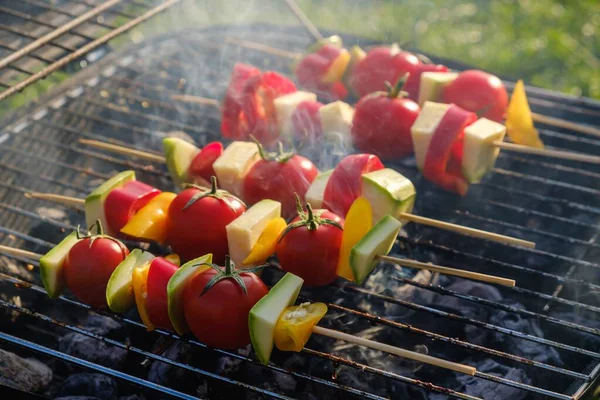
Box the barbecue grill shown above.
[0,1,599,399]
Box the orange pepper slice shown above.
[132,262,154,331]
[243,217,287,265]
[274,302,328,352]
[336,197,372,281]
[164,253,180,267]
[121,192,176,244]
[506,79,544,148]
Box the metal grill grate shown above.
[0,0,179,102]
[0,25,599,399]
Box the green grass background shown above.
[4,0,599,115]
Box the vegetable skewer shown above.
[75,139,535,249]
[281,0,600,139]
[0,242,477,375]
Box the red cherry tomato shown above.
[166,178,246,264]
[277,207,344,286]
[243,145,318,220]
[323,154,384,218]
[241,71,297,146]
[352,89,420,161]
[104,181,161,234]
[291,100,323,146]
[350,46,420,98]
[64,236,129,308]
[442,70,508,122]
[403,63,449,102]
[187,141,224,186]
[146,257,179,331]
[221,63,261,140]
[183,259,268,349]
[296,45,348,101]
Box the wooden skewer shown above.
[532,112,600,139]
[399,213,534,249]
[0,245,43,260]
[378,255,516,287]
[25,192,85,209]
[312,326,476,375]
[169,95,221,108]
[77,139,535,248]
[494,140,600,164]
[79,139,166,163]
[0,240,476,376]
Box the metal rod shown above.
[0,0,122,70]
[0,0,181,101]
[283,0,323,41]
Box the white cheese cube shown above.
[462,118,506,183]
[226,200,281,267]
[213,141,260,197]
[274,91,317,139]
[410,102,451,170]
[319,101,354,147]
[305,169,333,209]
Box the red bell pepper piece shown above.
[146,257,179,331]
[403,63,449,102]
[104,181,161,234]
[296,45,349,101]
[423,104,477,196]
[323,154,384,217]
[241,71,297,146]
[187,141,224,186]
[221,63,261,140]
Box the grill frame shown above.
[0,23,599,400]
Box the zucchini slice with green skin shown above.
[85,170,135,235]
[350,215,402,284]
[39,232,80,299]
[167,253,213,335]
[106,249,155,313]
[361,168,416,224]
[248,273,303,365]
[163,137,199,187]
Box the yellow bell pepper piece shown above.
[164,254,180,267]
[506,80,544,148]
[336,197,372,281]
[132,262,154,331]
[120,192,177,244]
[322,48,351,84]
[274,302,328,352]
[242,217,287,265]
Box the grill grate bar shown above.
[0,42,55,64]
[65,0,138,19]
[393,276,600,336]
[0,332,199,400]
[0,224,591,395]
[0,24,76,52]
[492,168,600,196]
[339,283,600,359]
[325,303,588,380]
[0,160,89,194]
[0,271,473,400]
[474,371,572,400]
[18,0,118,30]
[0,298,298,400]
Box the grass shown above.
[2,0,599,116]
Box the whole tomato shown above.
[442,70,508,122]
[166,176,246,264]
[183,256,268,349]
[323,154,384,218]
[350,45,420,98]
[276,201,344,286]
[243,142,318,220]
[352,78,421,161]
[63,223,129,308]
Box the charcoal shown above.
[148,340,205,392]
[0,349,52,392]
[119,396,146,400]
[84,315,124,336]
[55,397,102,400]
[58,331,128,369]
[58,373,118,400]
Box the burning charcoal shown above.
[59,373,118,400]
[432,358,531,400]
[0,256,35,281]
[215,345,251,375]
[0,349,52,392]
[148,341,205,392]
[55,397,102,400]
[58,331,128,369]
[85,315,123,336]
